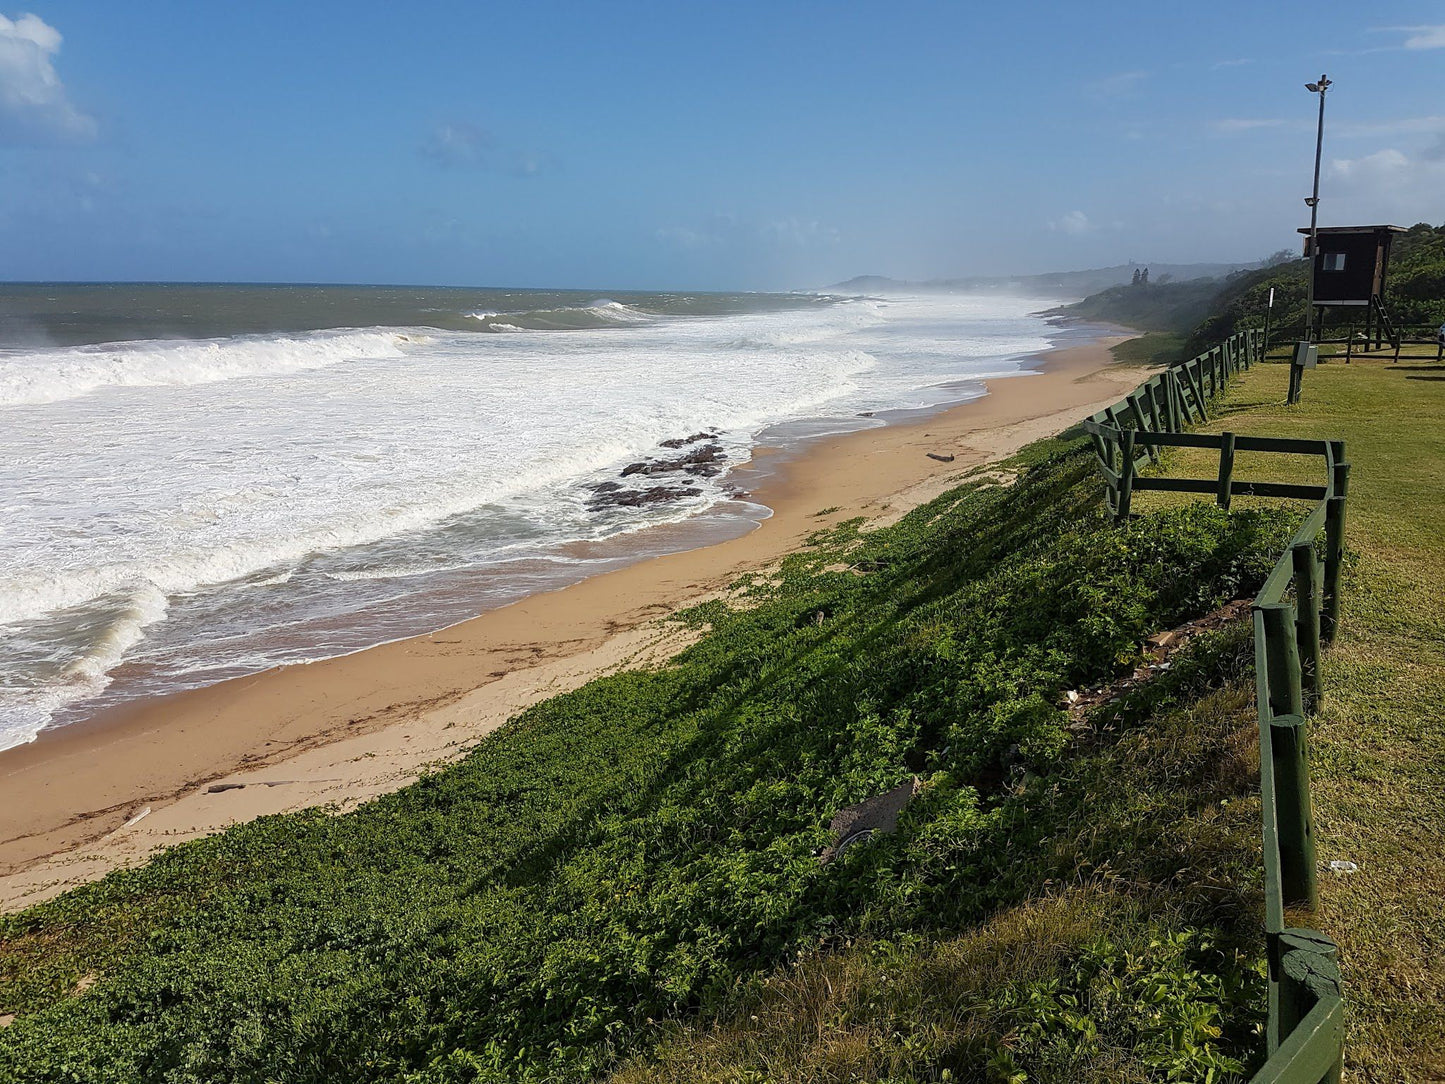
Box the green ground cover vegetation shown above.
[608,348,1445,1084]
[0,425,1300,1081]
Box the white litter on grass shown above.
[1328,859,1358,874]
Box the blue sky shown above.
[1,2,1442,289]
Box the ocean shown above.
[0,283,1074,750]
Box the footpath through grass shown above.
[0,429,1301,1082]
[1131,354,1445,1082]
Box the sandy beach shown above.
[0,332,1140,911]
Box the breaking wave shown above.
[0,329,415,407]
[465,299,653,333]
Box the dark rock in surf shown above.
[621,443,727,478]
[658,429,720,449]
[586,482,703,511]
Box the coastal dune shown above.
[0,335,1138,911]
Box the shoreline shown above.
[0,330,1141,911]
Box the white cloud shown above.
[1397,24,1445,50]
[1325,147,1445,219]
[1050,210,1094,235]
[1331,147,1411,179]
[0,12,94,142]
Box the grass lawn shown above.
[1132,352,1445,1082]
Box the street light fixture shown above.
[1304,74,1331,343]
[1290,75,1331,405]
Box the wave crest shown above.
[464,299,653,333]
[0,329,414,407]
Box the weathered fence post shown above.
[1216,431,1236,510]
[1322,459,1350,644]
[1275,929,1341,1076]
[1293,541,1323,703]
[1261,602,1305,719]
[1269,713,1319,910]
[1171,368,1189,425]
[1184,363,1207,421]
[1145,380,1165,433]
[1127,392,1157,463]
[1117,428,1136,521]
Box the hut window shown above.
[1322,252,1347,271]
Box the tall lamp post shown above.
[1291,74,1331,404]
[1303,74,1331,343]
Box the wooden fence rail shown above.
[1258,321,1445,363]
[1080,328,1348,1082]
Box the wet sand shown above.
[0,334,1141,910]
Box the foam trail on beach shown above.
[0,289,1062,750]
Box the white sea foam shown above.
[585,299,651,323]
[322,564,463,583]
[0,328,412,407]
[0,292,1062,746]
[0,584,168,751]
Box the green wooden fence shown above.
[1081,329,1348,1082]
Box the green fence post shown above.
[1127,392,1157,463]
[1184,363,1208,421]
[1216,431,1236,510]
[1322,461,1350,645]
[1276,929,1341,1077]
[1292,541,1323,704]
[1117,428,1136,521]
[1261,602,1305,719]
[1146,380,1165,433]
[1268,713,1319,910]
